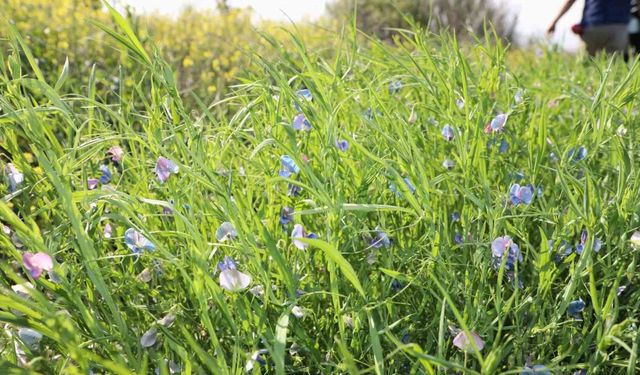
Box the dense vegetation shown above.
[2,2,640,375]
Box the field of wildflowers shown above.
[2,2,640,375]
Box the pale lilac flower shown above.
[22,252,53,279]
[124,228,156,254]
[292,114,312,131]
[218,256,251,292]
[485,114,507,134]
[140,327,158,348]
[5,163,24,193]
[155,157,179,183]
[104,223,112,238]
[291,224,317,250]
[452,331,484,353]
[335,139,349,152]
[88,178,99,190]
[216,222,237,242]
[107,146,124,162]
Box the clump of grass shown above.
[1,5,640,374]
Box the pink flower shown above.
[22,252,53,279]
[107,146,124,162]
[452,331,485,353]
[88,178,99,190]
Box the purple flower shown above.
[509,184,534,205]
[491,235,522,271]
[22,252,53,279]
[107,146,124,163]
[335,139,349,152]
[279,155,300,178]
[99,164,112,184]
[155,157,179,183]
[441,125,455,141]
[124,228,156,254]
[451,212,461,222]
[292,114,311,131]
[88,178,99,190]
[454,233,463,244]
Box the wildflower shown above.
[245,349,268,372]
[279,155,300,178]
[389,177,416,195]
[389,80,403,94]
[371,227,391,249]
[441,125,455,141]
[18,328,43,350]
[249,285,265,298]
[215,222,237,242]
[296,88,312,102]
[617,285,627,296]
[549,152,558,163]
[163,199,174,215]
[454,233,463,244]
[568,146,587,162]
[451,212,461,222]
[491,236,522,271]
[391,280,403,292]
[335,139,349,152]
[104,223,112,238]
[5,163,24,193]
[484,113,507,134]
[157,312,177,328]
[514,89,524,104]
[218,256,251,292]
[99,164,112,184]
[292,113,312,131]
[443,159,455,170]
[155,157,179,183]
[22,252,53,279]
[291,224,317,250]
[456,98,465,110]
[107,146,124,163]
[137,268,153,283]
[630,231,640,247]
[292,305,304,318]
[87,178,99,190]
[509,184,534,205]
[287,183,302,197]
[280,206,294,227]
[499,139,509,153]
[520,365,551,375]
[124,228,156,254]
[452,331,484,353]
[140,327,158,348]
[567,299,586,320]
[617,125,627,137]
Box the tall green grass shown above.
[1,5,640,374]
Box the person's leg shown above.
[582,26,609,55]
[604,24,629,54]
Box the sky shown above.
[120,0,586,51]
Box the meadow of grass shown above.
[2,5,640,375]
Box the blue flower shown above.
[390,280,403,292]
[451,212,461,222]
[124,228,156,254]
[218,255,237,271]
[485,114,507,134]
[389,177,415,195]
[335,139,349,152]
[292,224,316,250]
[287,183,302,197]
[491,235,522,271]
[499,139,509,153]
[280,206,294,227]
[279,155,300,178]
[567,298,586,320]
[456,98,465,110]
[509,184,534,205]
[296,89,312,102]
[371,227,391,249]
[388,80,403,94]
[216,222,237,242]
[441,125,455,141]
[568,146,587,162]
[454,233,463,244]
[99,164,112,184]
[292,114,312,131]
